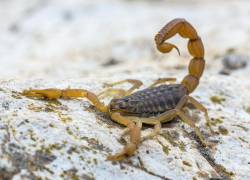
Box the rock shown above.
[0,72,249,179]
[220,54,248,75]
[222,54,248,70]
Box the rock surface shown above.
[0,0,250,179]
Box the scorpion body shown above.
[110,84,188,118]
[22,18,212,161]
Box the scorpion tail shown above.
[155,18,205,94]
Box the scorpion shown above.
[22,18,213,161]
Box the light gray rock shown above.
[0,70,250,179]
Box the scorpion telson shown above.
[22,18,213,161]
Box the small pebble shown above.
[218,125,229,135]
[102,58,120,67]
[222,54,248,70]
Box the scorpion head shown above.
[109,98,129,113]
[109,98,139,115]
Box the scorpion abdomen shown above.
[111,84,188,117]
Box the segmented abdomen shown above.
[121,84,187,117]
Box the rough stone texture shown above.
[0,0,250,179]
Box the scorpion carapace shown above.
[22,18,212,162]
[155,18,205,93]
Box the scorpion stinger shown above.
[155,18,205,93]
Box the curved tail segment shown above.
[154,18,205,94]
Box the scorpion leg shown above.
[123,104,207,146]
[122,110,177,142]
[175,96,208,146]
[98,79,143,99]
[142,122,161,142]
[176,109,207,147]
[120,118,143,141]
[22,89,108,113]
[98,88,127,99]
[107,112,142,161]
[149,77,176,88]
[184,96,214,133]
[176,95,213,133]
